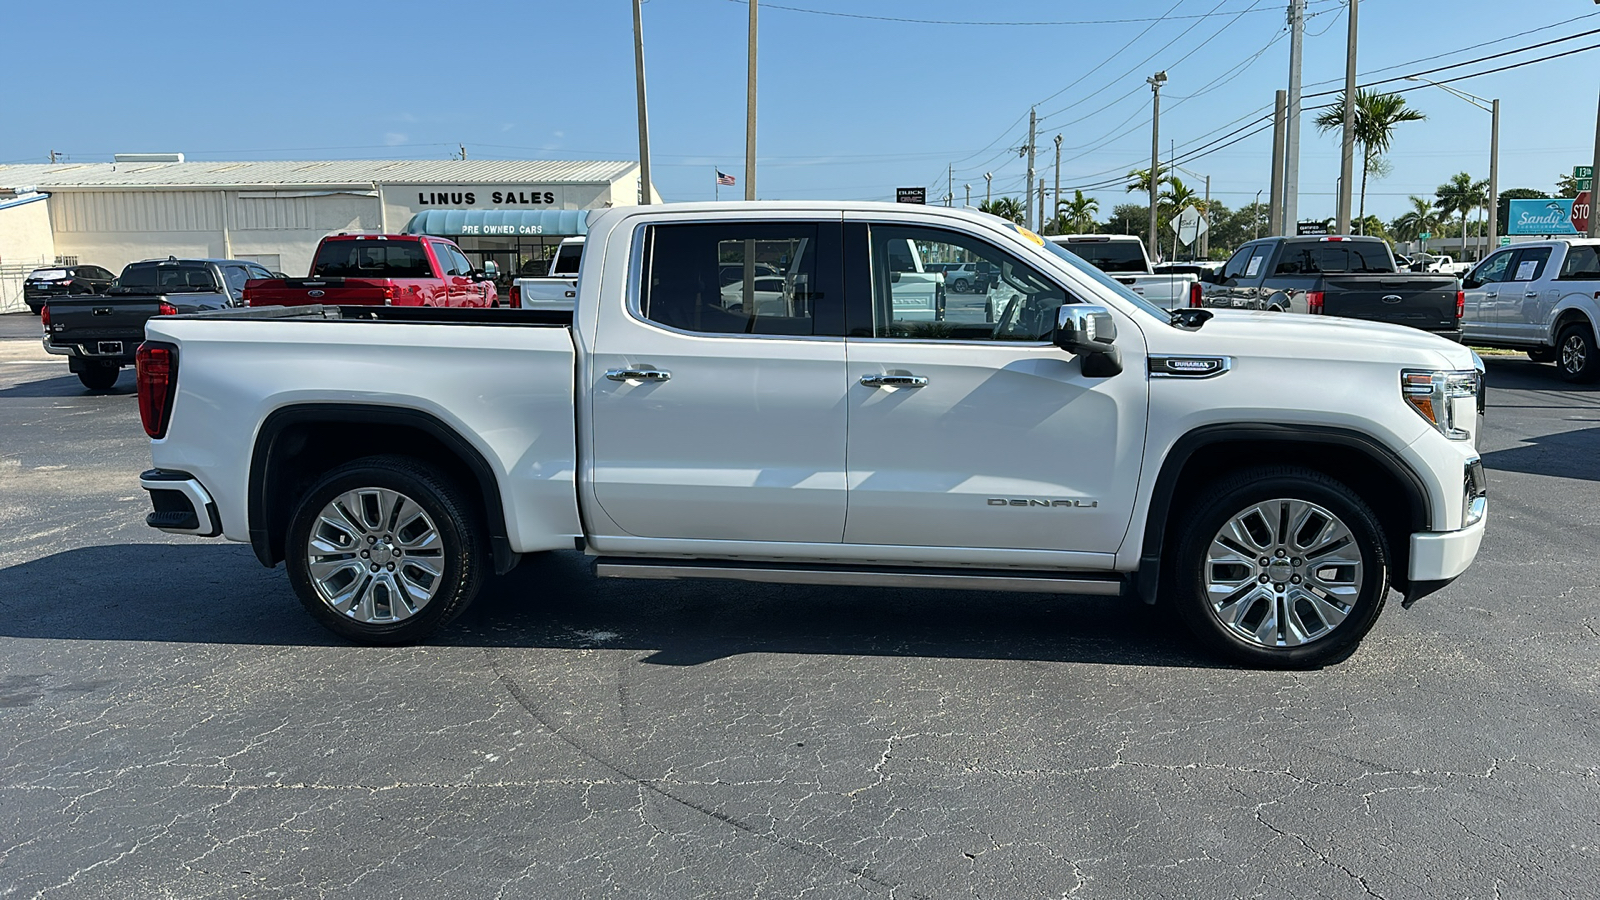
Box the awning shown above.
[402,208,588,238]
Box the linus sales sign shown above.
[1507,194,1590,235]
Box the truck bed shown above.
[1319,273,1460,335]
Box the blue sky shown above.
[4,1,1596,222]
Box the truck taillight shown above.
[1456,290,1465,319]
[136,342,179,439]
[1306,290,1325,314]
[1188,281,1202,308]
[510,284,522,308]
[384,284,395,305]
[40,304,50,333]
[157,301,177,316]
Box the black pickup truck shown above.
[1197,236,1462,340]
[43,257,272,390]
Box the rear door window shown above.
[1558,245,1600,279]
[639,222,839,336]
[1509,247,1552,282]
[1051,239,1146,273]
[311,240,434,278]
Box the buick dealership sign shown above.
[1507,193,1589,235]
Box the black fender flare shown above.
[1134,423,1433,604]
[247,403,518,575]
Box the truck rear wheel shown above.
[1172,466,1389,669]
[77,363,120,391]
[285,455,486,645]
[1557,322,1600,383]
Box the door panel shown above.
[1462,248,1514,339]
[1502,247,1553,343]
[588,220,849,543]
[841,220,1147,557]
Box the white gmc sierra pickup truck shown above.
[135,202,1488,668]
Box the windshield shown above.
[1050,239,1148,273]
[1019,227,1170,321]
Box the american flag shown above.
[716,170,736,186]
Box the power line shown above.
[721,0,1327,27]
[1305,27,1600,98]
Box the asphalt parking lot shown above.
[1,311,1596,899]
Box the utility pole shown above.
[48,150,58,164]
[984,172,992,207]
[458,144,468,161]
[1147,72,1166,258]
[1489,98,1500,250]
[948,165,954,208]
[1201,174,1211,258]
[1336,0,1357,234]
[964,183,971,207]
[1025,107,1037,234]
[1590,88,1599,238]
[1053,134,1062,235]
[631,0,653,205]
[744,0,758,200]
[1038,179,1046,233]
[1284,0,1306,236]
[1254,189,1264,239]
[1269,89,1287,236]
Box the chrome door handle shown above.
[1524,291,1540,297]
[860,373,928,388]
[605,368,670,382]
[1484,291,1498,298]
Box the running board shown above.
[592,558,1125,596]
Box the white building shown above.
[0,156,657,311]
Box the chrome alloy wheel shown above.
[1203,498,1364,649]
[1562,332,1588,376]
[304,488,446,624]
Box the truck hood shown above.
[1148,309,1475,370]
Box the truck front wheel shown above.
[286,455,486,645]
[1172,466,1389,669]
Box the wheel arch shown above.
[1134,424,1431,605]
[1552,304,1597,341]
[248,404,518,575]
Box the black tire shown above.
[77,363,119,391]
[1527,347,1556,363]
[1171,466,1390,669]
[1556,322,1600,383]
[954,278,970,293]
[285,455,487,645]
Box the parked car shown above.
[512,236,585,311]
[1197,235,1463,340]
[245,234,497,308]
[1048,235,1197,310]
[1460,238,1600,381]
[941,263,986,293]
[135,202,1486,669]
[22,265,115,314]
[42,257,266,390]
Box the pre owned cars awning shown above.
[402,209,589,238]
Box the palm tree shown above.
[1314,89,1425,231]
[1435,173,1482,261]
[1390,195,1437,244]
[1125,166,1169,195]
[980,196,1026,225]
[1055,190,1099,234]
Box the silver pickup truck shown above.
[511,236,583,310]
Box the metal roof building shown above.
[0,158,655,308]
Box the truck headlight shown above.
[1463,457,1487,527]
[1402,369,1479,441]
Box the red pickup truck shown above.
[245,234,498,308]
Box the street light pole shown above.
[1407,76,1499,257]
[1336,0,1358,234]
[1254,189,1263,239]
[1147,71,1166,259]
[1053,134,1062,235]
[984,172,992,207]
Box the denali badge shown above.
[988,498,1099,508]
[1149,356,1232,379]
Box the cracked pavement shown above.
[0,314,1596,898]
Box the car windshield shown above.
[1017,226,1169,321]
[1050,239,1148,273]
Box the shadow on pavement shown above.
[0,544,1213,669]
[1481,355,1600,394]
[0,372,134,399]
[1481,425,1600,482]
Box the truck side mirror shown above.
[1054,305,1123,377]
